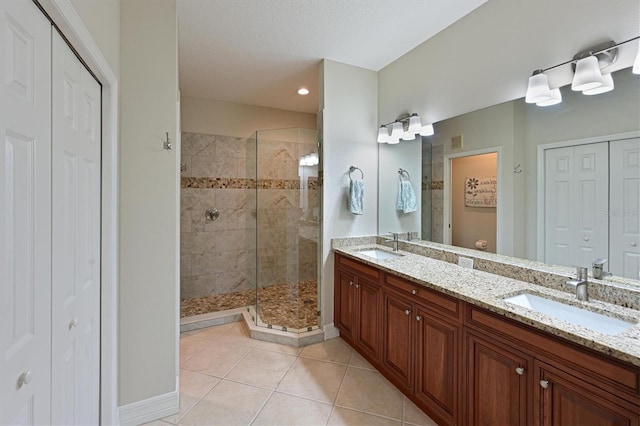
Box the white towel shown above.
[348,179,364,215]
[396,180,417,213]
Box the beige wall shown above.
[69,0,120,77]
[119,0,179,406]
[181,96,316,138]
[451,153,497,253]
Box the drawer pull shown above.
[515,367,525,376]
[405,309,411,315]
[540,380,549,389]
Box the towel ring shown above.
[398,168,411,181]
[349,166,364,180]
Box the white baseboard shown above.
[323,323,340,340]
[119,390,178,426]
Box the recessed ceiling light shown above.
[297,88,309,95]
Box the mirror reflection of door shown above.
[544,138,640,279]
[450,153,498,253]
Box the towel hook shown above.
[349,166,364,180]
[398,168,411,181]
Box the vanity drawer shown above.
[466,306,640,399]
[335,253,381,282]
[385,274,461,321]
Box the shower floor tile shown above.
[144,323,438,426]
[180,280,319,330]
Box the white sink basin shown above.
[503,293,635,336]
[358,249,403,260]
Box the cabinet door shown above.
[355,277,382,361]
[335,270,355,341]
[535,361,640,426]
[415,308,460,425]
[467,332,530,426]
[382,292,414,391]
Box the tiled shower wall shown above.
[180,131,319,301]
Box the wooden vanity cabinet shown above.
[466,331,532,426]
[467,306,640,426]
[383,274,463,426]
[334,254,383,363]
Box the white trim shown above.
[35,1,119,424]
[535,131,640,262]
[323,323,341,340]
[118,390,179,426]
[443,147,503,253]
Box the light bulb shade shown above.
[377,126,389,143]
[583,73,614,95]
[390,121,404,139]
[536,87,562,106]
[388,137,400,145]
[402,131,416,141]
[419,124,434,136]
[634,40,640,74]
[571,56,602,91]
[525,72,551,103]
[407,114,422,133]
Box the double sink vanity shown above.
[332,236,640,426]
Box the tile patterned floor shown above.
[144,322,438,426]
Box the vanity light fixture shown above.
[583,73,614,95]
[525,36,639,107]
[377,113,433,144]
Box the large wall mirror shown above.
[378,67,640,283]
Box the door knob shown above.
[515,367,525,375]
[405,310,411,315]
[416,315,422,321]
[539,380,549,389]
[355,284,359,288]
[349,281,354,286]
[69,317,79,329]
[17,370,33,388]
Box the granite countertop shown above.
[333,243,640,367]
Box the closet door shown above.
[0,1,52,424]
[544,143,609,268]
[610,138,640,280]
[51,31,101,425]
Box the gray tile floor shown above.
[144,321,438,426]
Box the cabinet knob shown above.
[69,317,79,329]
[355,284,360,288]
[17,370,33,388]
[405,309,411,315]
[539,380,549,389]
[349,281,354,286]
[515,367,525,376]
[416,315,422,321]
[412,289,418,295]
[632,242,637,247]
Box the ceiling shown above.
[178,0,486,114]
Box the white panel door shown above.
[51,31,101,426]
[545,143,609,268]
[610,138,640,280]
[0,1,52,425]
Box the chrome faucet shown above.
[592,258,612,280]
[566,266,588,301]
[385,232,400,252]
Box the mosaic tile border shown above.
[182,176,319,190]
[431,180,444,190]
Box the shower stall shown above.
[180,127,321,334]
